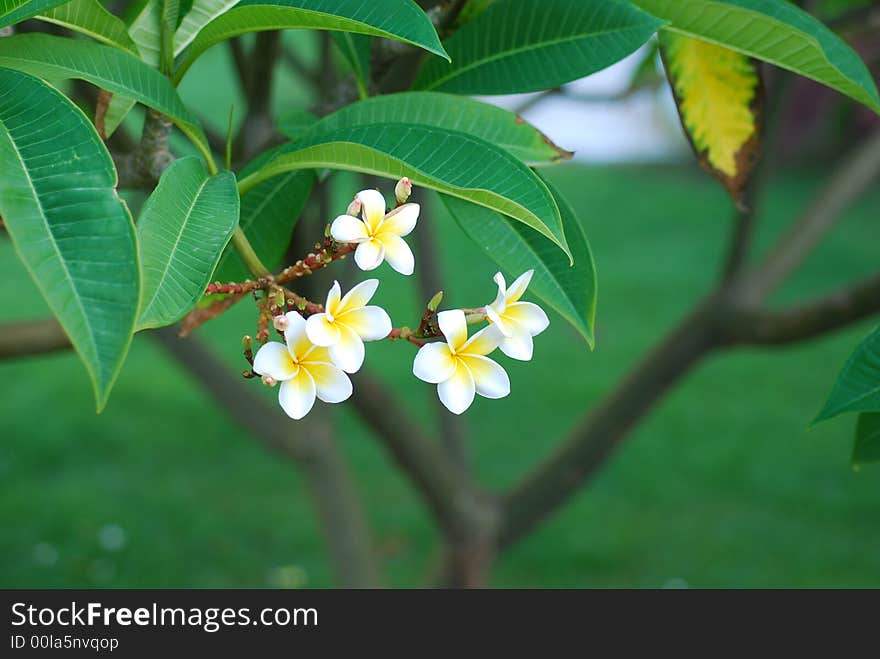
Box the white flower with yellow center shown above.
[305,279,392,373]
[330,189,419,275]
[413,309,510,415]
[253,312,352,420]
[484,270,549,361]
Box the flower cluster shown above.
[253,279,390,418]
[412,270,548,414]
[247,183,549,419]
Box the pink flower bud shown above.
[395,177,412,204]
[346,197,362,217]
[261,375,277,387]
[273,315,289,331]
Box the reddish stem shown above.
[276,242,357,284]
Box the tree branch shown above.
[498,299,723,549]
[299,407,384,588]
[349,370,496,548]
[0,318,69,358]
[228,37,250,96]
[497,124,880,551]
[742,128,880,303]
[233,32,283,163]
[153,328,382,587]
[722,204,757,279]
[0,318,383,586]
[412,192,471,471]
[113,110,175,189]
[729,273,880,346]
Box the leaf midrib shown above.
[829,380,880,417]
[196,4,443,59]
[0,120,98,373]
[422,23,652,90]
[658,2,868,103]
[140,174,211,324]
[264,140,561,248]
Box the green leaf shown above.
[631,0,880,113]
[440,176,597,347]
[136,157,240,330]
[100,94,136,139]
[214,169,314,282]
[332,31,371,99]
[853,413,880,466]
[104,0,239,136]
[815,326,880,422]
[37,0,139,54]
[104,0,163,140]
[414,0,663,94]
[239,123,570,258]
[309,91,572,165]
[177,0,193,28]
[457,0,494,25]
[161,0,181,70]
[174,0,238,53]
[0,0,70,28]
[0,68,138,411]
[128,0,163,65]
[277,108,318,141]
[0,33,213,165]
[174,0,449,84]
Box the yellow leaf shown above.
[661,32,762,207]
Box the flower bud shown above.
[273,314,289,331]
[346,196,362,217]
[395,177,412,204]
[427,290,444,312]
[242,335,253,351]
[262,375,277,387]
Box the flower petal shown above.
[325,280,342,318]
[460,324,503,356]
[459,354,510,399]
[377,233,414,276]
[485,304,514,338]
[278,369,316,420]
[338,306,392,341]
[505,269,534,304]
[413,342,457,384]
[330,214,370,243]
[337,278,380,314]
[356,189,387,233]
[307,362,353,404]
[253,341,298,381]
[380,203,419,236]
[283,311,311,360]
[491,271,507,309]
[505,301,549,336]
[305,313,341,347]
[354,239,385,272]
[328,324,366,373]
[437,309,467,351]
[437,360,476,415]
[302,344,332,363]
[499,331,534,361]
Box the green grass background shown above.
[2,40,879,588]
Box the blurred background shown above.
[2,22,880,588]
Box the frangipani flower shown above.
[485,270,549,361]
[253,312,352,420]
[413,309,510,415]
[330,189,419,275]
[305,279,392,373]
